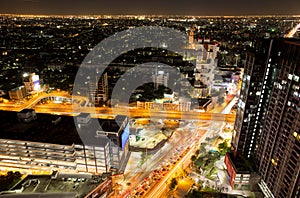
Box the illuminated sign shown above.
[32,75,39,83]
[120,123,130,150]
[33,80,40,91]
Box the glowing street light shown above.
[23,73,29,78]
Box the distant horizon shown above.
[1,0,300,17]
[1,13,300,18]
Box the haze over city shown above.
[1,0,300,15]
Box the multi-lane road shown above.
[0,91,236,122]
[142,122,223,198]
[0,91,87,112]
[33,105,236,122]
[0,99,236,122]
[0,94,236,197]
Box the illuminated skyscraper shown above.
[256,40,300,198]
[89,72,108,105]
[231,39,300,198]
[232,39,283,158]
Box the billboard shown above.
[32,74,40,91]
[120,123,130,150]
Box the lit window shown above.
[288,74,293,80]
[271,158,277,166]
[282,80,287,85]
[293,85,299,90]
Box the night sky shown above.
[0,0,299,15]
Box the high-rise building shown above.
[188,27,195,44]
[255,40,300,198]
[230,39,300,198]
[193,59,216,98]
[152,70,169,89]
[89,72,108,105]
[232,39,283,158]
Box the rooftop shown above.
[7,173,108,198]
[0,111,127,146]
[226,152,253,173]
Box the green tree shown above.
[218,140,231,155]
[191,155,197,162]
[0,171,22,191]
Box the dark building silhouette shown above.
[232,39,283,158]
[256,40,300,198]
[231,39,300,198]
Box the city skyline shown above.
[0,12,299,197]
[0,0,300,16]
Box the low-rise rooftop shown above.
[0,111,127,146]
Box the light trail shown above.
[144,123,214,198]
[285,23,300,38]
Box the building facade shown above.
[152,70,169,89]
[0,112,130,175]
[232,39,283,158]
[8,86,27,100]
[224,153,252,190]
[255,40,300,198]
[230,39,300,198]
[89,72,108,106]
[23,73,41,93]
